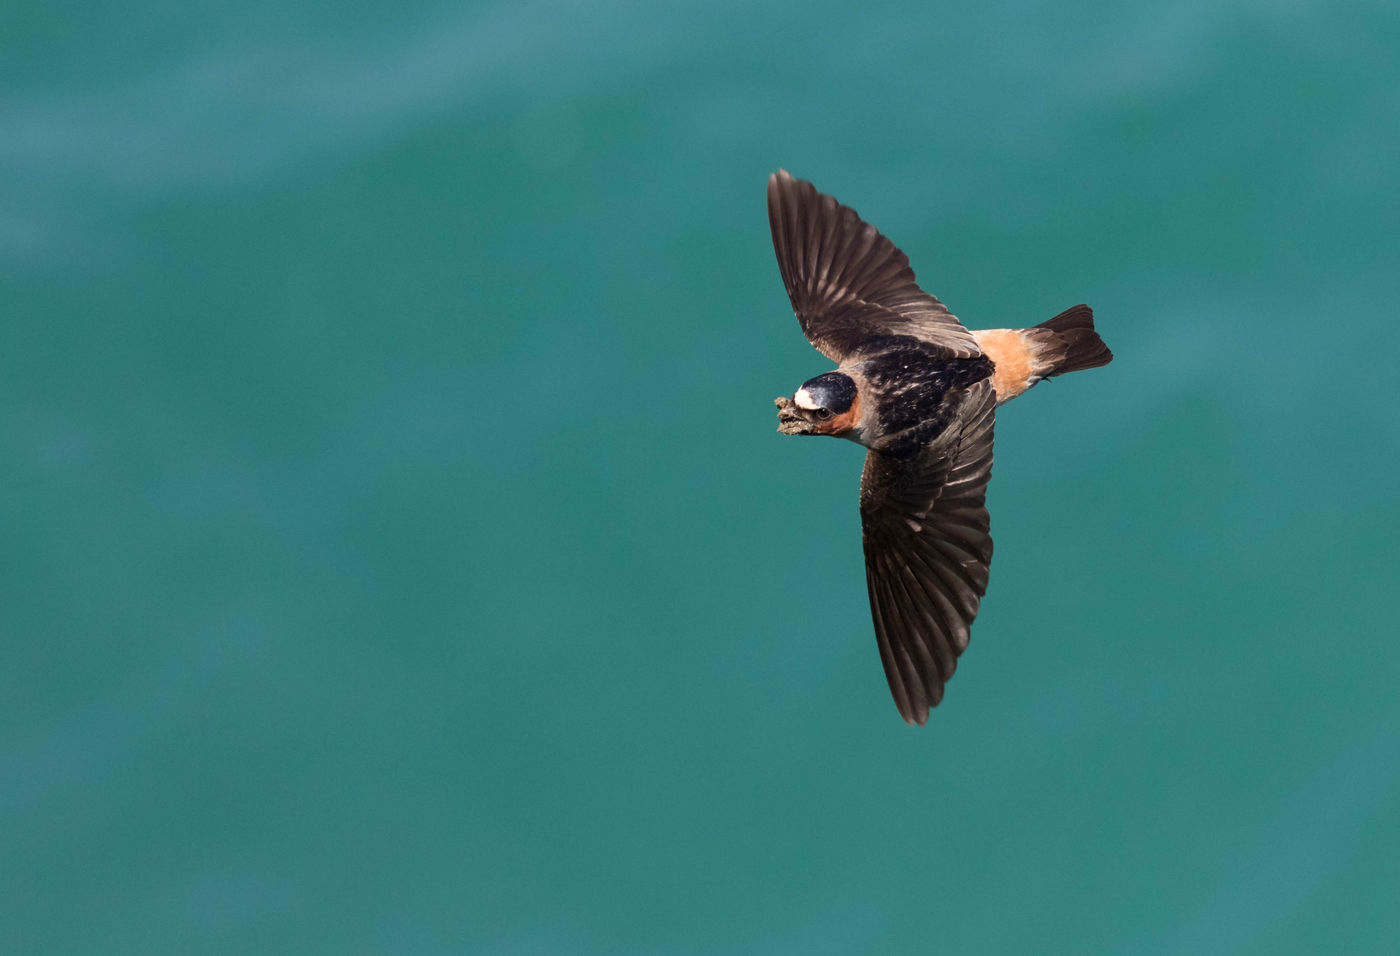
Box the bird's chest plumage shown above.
[856,345,993,457]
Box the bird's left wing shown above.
[858,380,996,725]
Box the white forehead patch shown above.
[794,386,820,410]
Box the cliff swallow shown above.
[768,170,1113,725]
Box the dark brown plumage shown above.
[767,170,1112,724]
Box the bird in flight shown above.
[768,170,1113,725]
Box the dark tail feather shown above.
[1033,304,1113,378]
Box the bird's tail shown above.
[972,304,1112,404]
[1031,304,1114,379]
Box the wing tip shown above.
[766,168,807,209]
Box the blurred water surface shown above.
[5,0,1399,952]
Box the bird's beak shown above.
[775,395,813,435]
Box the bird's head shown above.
[775,371,861,439]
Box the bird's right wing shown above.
[858,380,996,725]
[767,170,982,362]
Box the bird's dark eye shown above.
[815,408,834,421]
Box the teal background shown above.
[5,1,1399,952]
